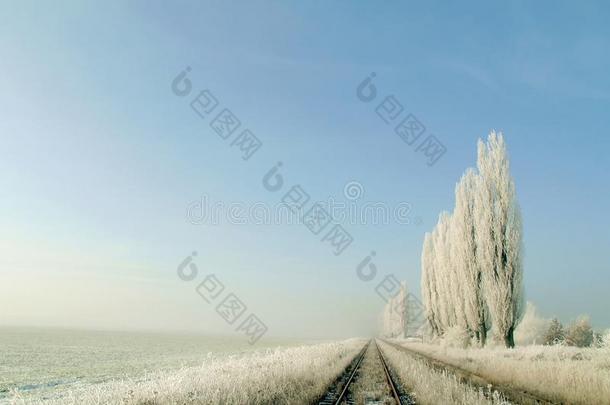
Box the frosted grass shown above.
[397,341,610,405]
[8,338,366,404]
[0,327,317,402]
[378,340,509,405]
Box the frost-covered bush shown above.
[592,329,610,349]
[441,326,471,348]
[603,330,610,348]
[565,316,594,347]
[543,318,565,346]
[515,302,550,346]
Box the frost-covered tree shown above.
[592,331,604,348]
[451,169,488,345]
[393,282,409,337]
[423,225,448,336]
[381,282,409,338]
[433,212,457,331]
[447,214,469,333]
[381,300,393,337]
[421,233,441,336]
[543,318,565,345]
[565,316,594,347]
[474,132,524,348]
[419,131,525,347]
[602,330,610,348]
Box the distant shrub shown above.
[602,330,610,348]
[565,316,594,348]
[515,302,550,346]
[441,326,471,348]
[592,331,604,348]
[543,318,565,345]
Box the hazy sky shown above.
[1,1,609,339]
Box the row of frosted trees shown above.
[381,282,408,338]
[421,132,524,347]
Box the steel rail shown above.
[318,339,410,405]
[375,339,403,404]
[332,340,370,405]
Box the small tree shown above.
[421,232,441,337]
[603,330,610,348]
[381,282,409,338]
[544,318,565,345]
[592,331,604,348]
[565,316,594,347]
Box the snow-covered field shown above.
[378,340,509,405]
[395,341,610,405]
[8,338,365,405]
[0,327,319,402]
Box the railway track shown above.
[317,339,411,405]
[380,339,561,405]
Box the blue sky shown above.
[1,1,609,338]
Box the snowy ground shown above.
[393,340,610,405]
[0,327,317,401]
[7,339,366,405]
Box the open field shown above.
[0,327,316,402]
[7,338,365,405]
[394,340,610,405]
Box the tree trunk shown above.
[478,322,487,347]
[504,327,515,348]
